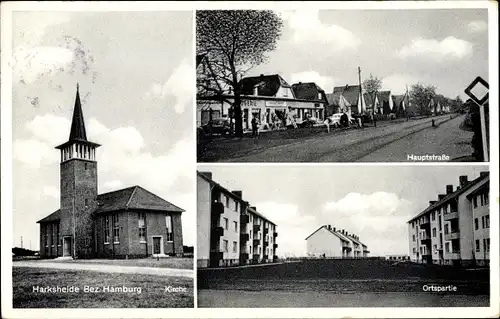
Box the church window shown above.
[104,216,110,243]
[165,215,173,242]
[113,214,120,243]
[138,213,146,242]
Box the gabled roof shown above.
[239,74,291,97]
[363,92,378,108]
[94,186,184,214]
[305,225,350,242]
[325,92,339,106]
[377,91,392,103]
[392,94,405,107]
[291,82,326,102]
[332,85,361,106]
[408,173,489,223]
[37,209,62,223]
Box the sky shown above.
[11,11,195,249]
[197,165,488,257]
[249,9,489,99]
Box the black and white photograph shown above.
[196,9,490,163]
[197,166,490,308]
[8,10,195,308]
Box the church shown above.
[37,85,185,259]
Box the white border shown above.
[2,1,499,318]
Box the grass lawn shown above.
[13,267,193,308]
[56,257,193,269]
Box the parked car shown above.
[299,116,322,128]
[327,113,357,127]
[201,117,231,136]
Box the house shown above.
[37,85,185,259]
[329,85,367,115]
[408,172,489,266]
[363,92,381,114]
[196,74,325,130]
[305,225,369,258]
[291,82,329,119]
[391,94,407,117]
[197,171,278,268]
[377,91,393,114]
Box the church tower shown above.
[55,84,100,259]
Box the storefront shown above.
[197,95,325,131]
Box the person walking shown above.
[251,115,259,138]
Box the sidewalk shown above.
[13,260,194,278]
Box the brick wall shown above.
[59,159,98,258]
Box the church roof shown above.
[55,85,100,149]
[37,209,62,223]
[94,185,184,214]
[38,186,184,223]
[69,84,87,141]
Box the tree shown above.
[196,10,283,137]
[362,74,382,113]
[409,83,437,115]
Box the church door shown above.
[153,237,162,255]
[63,237,72,257]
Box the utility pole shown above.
[358,66,364,114]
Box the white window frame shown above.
[139,213,146,243]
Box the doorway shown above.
[152,236,163,256]
[63,236,72,257]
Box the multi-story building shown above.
[408,172,490,266]
[305,225,369,258]
[197,171,278,268]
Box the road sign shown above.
[464,76,489,105]
[464,76,489,162]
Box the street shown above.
[200,114,475,162]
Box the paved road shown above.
[13,260,194,278]
[198,289,489,307]
[223,115,473,162]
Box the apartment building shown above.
[408,172,490,266]
[197,171,278,268]
[305,225,369,258]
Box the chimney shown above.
[200,171,212,180]
[333,227,336,232]
[260,74,264,78]
[446,185,453,194]
[429,200,437,206]
[459,175,468,187]
[232,190,243,198]
[480,171,489,178]
[250,206,256,211]
[328,225,332,230]
[438,194,445,200]
[342,229,345,234]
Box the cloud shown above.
[280,10,360,51]
[43,186,59,199]
[12,46,75,84]
[396,36,473,60]
[254,202,317,258]
[145,61,193,113]
[381,74,418,94]
[102,180,123,191]
[320,192,414,256]
[13,139,59,168]
[290,71,337,91]
[14,114,194,193]
[467,20,487,34]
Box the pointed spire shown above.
[68,83,87,141]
